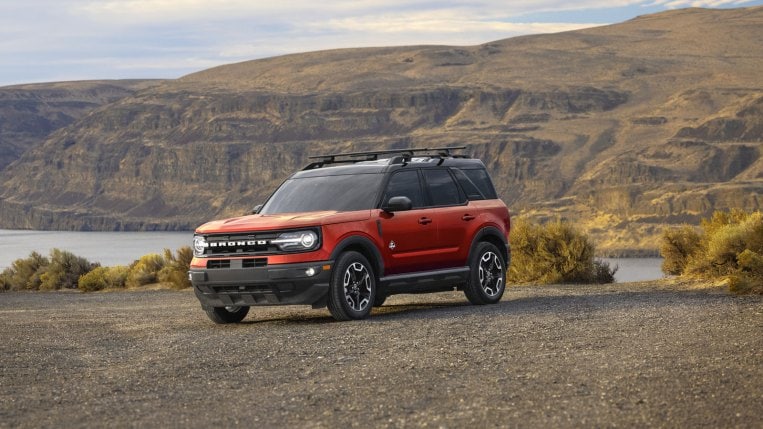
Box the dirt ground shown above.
[1,280,761,428]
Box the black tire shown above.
[373,292,388,307]
[205,305,250,324]
[327,251,376,321]
[464,242,506,305]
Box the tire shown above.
[464,242,506,305]
[327,251,376,321]
[373,292,388,307]
[205,305,250,324]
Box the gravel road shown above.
[1,281,761,428]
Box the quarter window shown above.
[462,168,498,199]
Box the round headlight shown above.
[300,232,317,248]
[193,236,208,257]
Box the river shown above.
[0,230,665,282]
[0,229,192,270]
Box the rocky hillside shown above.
[0,7,761,253]
[0,80,161,171]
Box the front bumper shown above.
[190,259,333,309]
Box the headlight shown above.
[193,235,208,257]
[271,230,319,252]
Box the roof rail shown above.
[303,146,468,170]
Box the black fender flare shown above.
[468,226,511,268]
[329,235,386,278]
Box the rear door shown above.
[420,168,471,268]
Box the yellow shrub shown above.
[157,246,193,289]
[660,210,763,294]
[78,265,129,292]
[509,218,616,284]
[126,253,165,288]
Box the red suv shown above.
[189,147,511,323]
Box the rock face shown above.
[0,80,160,171]
[0,7,761,253]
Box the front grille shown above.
[243,258,267,268]
[207,260,230,269]
[206,258,268,269]
[204,233,280,256]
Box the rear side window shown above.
[462,168,498,199]
[383,170,424,208]
[423,169,465,206]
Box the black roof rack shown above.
[303,146,468,170]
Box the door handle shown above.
[462,214,475,221]
[418,217,432,225]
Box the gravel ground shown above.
[1,280,761,428]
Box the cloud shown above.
[0,0,760,85]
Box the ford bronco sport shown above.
[189,146,511,323]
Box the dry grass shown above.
[509,218,616,284]
[660,210,763,294]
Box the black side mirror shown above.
[383,196,412,212]
[251,204,263,214]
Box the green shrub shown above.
[0,251,49,291]
[509,218,616,284]
[0,249,97,291]
[39,249,97,290]
[157,246,193,289]
[126,253,165,288]
[660,210,763,294]
[78,265,129,292]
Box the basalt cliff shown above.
[0,7,761,254]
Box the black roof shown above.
[293,149,487,179]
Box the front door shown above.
[378,169,440,274]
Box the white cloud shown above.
[0,0,760,85]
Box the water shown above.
[0,229,193,270]
[0,229,665,282]
[601,258,665,283]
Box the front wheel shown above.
[464,242,506,305]
[327,251,376,321]
[205,305,250,324]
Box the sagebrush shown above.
[660,210,763,294]
[0,249,97,291]
[2,246,194,292]
[509,218,616,284]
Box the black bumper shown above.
[190,260,333,309]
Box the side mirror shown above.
[383,196,412,212]
[251,204,263,214]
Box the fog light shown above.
[305,267,317,277]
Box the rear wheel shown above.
[205,305,250,324]
[464,242,506,305]
[327,251,376,321]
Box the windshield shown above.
[260,173,383,214]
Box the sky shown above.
[1,0,761,87]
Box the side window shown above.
[452,168,485,200]
[383,170,424,208]
[423,169,465,207]
[463,168,498,199]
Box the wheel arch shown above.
[468,226,510,267]
[329,235,385,278]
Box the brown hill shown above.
[0,80,161,171]
[0,7,761,253]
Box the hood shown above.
[195,210,372,234]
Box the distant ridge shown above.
[0,6,761,254]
